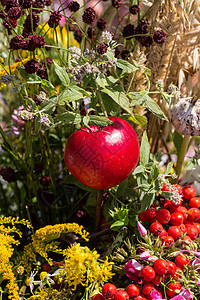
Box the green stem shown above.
[97,90,108,117]
[175,135,191,180]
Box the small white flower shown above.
[68,46,81,60]
[101,31,113,44]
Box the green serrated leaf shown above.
[137,183,151,192]
[143,95,168,121]
[140,193,155,212]
[42,103,56,114]
[116,59,138,73]
[149,164,160,181]
[83,115,90,127]
[58,87,84,103]
[96,74,107,88]
[53,61,70,87]
[140,131,150,166]
[172,130,183,156]
[41,79,56,93]
[89,115,113,127]
[132,165,145,175]
[55,112,82,124]
[134,114,147,129]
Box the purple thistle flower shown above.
[153,30,166,44]
[48,10,62,28]
[23,35,46,51]
[10,36,25,50]
[67,1,80,12]
[24,59,39,74]
[82,7,96,24]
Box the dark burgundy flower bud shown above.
[24,12,40,33]
[129,4,139,14]
[40,175,51,186]
[97,42,107,54]
[48,10,62,28]
[97,18,107,30]
[10,36,25,50]
[135,19,149,36]
[112,0,123,8]
[74,28,83,43]
[3,18,17,33]
[34,162,44,174]
[7,6,22,20]
[0,0,7,6]
[82,7,96,24]
[67,1,80,12]
[23,34,46,51]
[45,57,53,66]
[153,30,166,44]
[37,64,48,79]
[19,0,33,8]
[24,59,39,74]
[0,167,17,182]
[5,0,18,11]
[122,24,135,39]
[87,26,96,39]
[45,0,52,5]
[121,50,129,60]
[33,0,45,9]
[139,36,153,47]
[0,10,6,19]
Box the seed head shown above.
[7,6,22,20]
[112,0,123,8]
[0,167,17,182]
[10,36,25,50]
[48,10,62,28]
[129,4,139,14]
[23,35,46,51]
[97,18,107,30]
[82,7,96,24]
[97,42,107,54]
[122,24,135,39]
[153,30,166,44]
[23,12,40,33]
[19,0,33,8]
[67,1,80,12]
[24,59,39,74]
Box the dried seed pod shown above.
[171,98,200,136]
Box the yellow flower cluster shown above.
[20,223,89,272]
[0,215,32,299]
[64,244,114,289]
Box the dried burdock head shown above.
[82,7,96,24]
[122,24,135,39]
[171,98,200,136]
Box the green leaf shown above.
[34,115,41,133]
[137,183,151,192]
[96,74,108,88]
[116,179,128,198]
[110,220,125,231]
[140,193,155,212]
[116,59,138,73]
[172,130,183,156]
[140,131,150,166]
[58,86,84,104]
[149,164,160,181]
[134,114,147,129]
[102,88,140,124]
[42,102,56,114]
[41,79,56,93]
[164,161,174,175]
[132,165,145,175]
[55,112,82,124]
[143,95,168,121]
[83,115,90,127]
[53,61,70,87]
[89,115,113,127]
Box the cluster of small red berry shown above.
[92,283,140,300]
[139,183,200,246]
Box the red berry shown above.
[178,223,187,234]
[175,254,189,269]
[161,183,170,191]
[140,266,155,281]
[102,283,117,298]
[145,208,156,222]
[93,294,105,300]
[170,212,184,226]
[139,211,148,222]
[187,225,198,240]
[187,208,200,222]
[156,209,171,224]
[141,282,154,296]
[161,235,174,248]
[151,274,163,285]
[159,229,167,238]
[114,290,129,300]
[168,226,182,240]
[149,222,163,236]
[182,185,196,200]
[174,184,182,195]
[153,259,168,275]
[184,219,194,227]
[126,284,140,298]
[193,222,200,235]
[134,295,148,300]
[189,197,200,208]
[175,206,188,220]
[166,282,182,297]
[166,261,176,276]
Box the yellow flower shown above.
[64,244,114,289]
[40,271,48,280]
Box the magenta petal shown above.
[150,289,164,299]
[137,221,147,237]
[170,296,184,300]
[124,259,143,279]
[139,251,150,259]
[179,288,193,300]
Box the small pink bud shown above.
[137,221,147,237]
[139,251,150,259]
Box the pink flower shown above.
[137,221,147,238]
[150,289,165,299]
[179,288,193,300]
[124,259,143,280]
[139,250,150,259]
